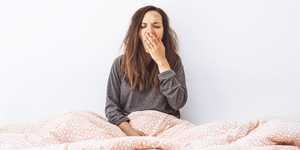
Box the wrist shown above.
[118,121,133,133]
[157,60,171,73]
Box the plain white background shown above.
[0,0,299,125]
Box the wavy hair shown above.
[121,5,180,92]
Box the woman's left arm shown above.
[158,61,188,110]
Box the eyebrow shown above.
[142,22,161,25]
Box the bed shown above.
[1,109,299,149]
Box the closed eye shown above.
[140,26,161,28]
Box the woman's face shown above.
[139,10,164,53]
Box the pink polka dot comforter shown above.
[1,109,300,150]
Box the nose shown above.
[144,26,155,36]
[144,31,155,37]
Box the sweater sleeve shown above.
[158,61,188,110]
[105,57,130,126]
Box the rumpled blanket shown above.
[0,109,299,150]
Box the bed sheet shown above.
[1,109,300,150]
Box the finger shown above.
[146,33,157,46]
[145,39,154,50]
[139,131,146,136]
[159,38,163,44]
[149,33,159,44]
[144,41,151,53]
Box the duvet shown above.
[0,109,299,150]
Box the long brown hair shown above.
[121,5,180,92]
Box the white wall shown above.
[1,0,299,125]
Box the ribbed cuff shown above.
[158,70,175,81]
[115,117,130,126]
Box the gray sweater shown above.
[105,55,188,126]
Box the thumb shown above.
[139,131,146,136]
[159,38,163,44]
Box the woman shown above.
[105,5,188,136]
